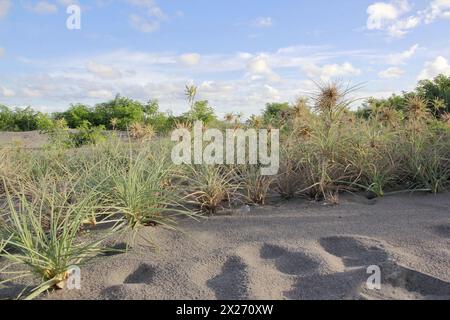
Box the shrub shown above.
[237,165,274,205]
[97,145,195,233]
[183,165,240,215]
[129,122,155,141]
[70,122,106,147]
[0,176,114,299]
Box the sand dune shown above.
[1,192,449,300]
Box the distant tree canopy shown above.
[262,102,292,124]
[55,95,146,130]
[416,74,450,116]
[184,100,217,124]
[0,105,54,132]
[356,74,450,119]
[1,75,449,133]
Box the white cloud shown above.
[0,47,4,57]
[378,67,404,78]
[367,0,450,37]
[25,1,58,14]
[86,61,122,79]
[1,86,15,97]
[366,0,422,38]
[127,0,168,33]
[250,17,274,28]
[424,0,450,23]
[367,1,403,30]
[387,44,419,65]
[22,88,42,98]
[0,0,11,19]
[1,46,411,116]
[301,62,361,81]
[263,84,281,100]
[87,89,114,99]
[129,14,160,33]
[179,53,201,66]
[387,15,421,37]
[247,55,280,81]
[418,56,450,80]
[247,56,271,74]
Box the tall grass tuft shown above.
[98,143,195,232]
[183,165,240,214]
[0,176,114,300]
[237,165,274,205]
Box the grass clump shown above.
[237,165,274,205]
[0,176,114,300]
[101,147,188,231]
[183,165,240,215]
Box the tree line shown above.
[0,75,449,133]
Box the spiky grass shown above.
[183,165,240,214]
[0,176,114,300]
[237,165,274,205]
[98,144,196,233]
[129,122,155,141]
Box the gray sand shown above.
[31,192,450,300]
[0,131,49,149]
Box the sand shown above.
[18,192,448,300]
[0,132,449,300]
[0,131,49,149]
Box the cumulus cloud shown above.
[0,0,11,19]
[301,62,361,81]
[127,0,168,33]
[86,61,122,79]
[0,46,411,116]
[250,17,274,28]
[367,0,450,37]
[87,89,114,99]
[22,87,42,98]
[24,1,58,14]
[247,56,280,81]
[178,53,201,66]
[366,0,421,38]
[424,0,450,23]
[418,56,450,80]
[387,44,419,65]
[366,1,405,30]
[378,67,404,78]
[1,86,15,97]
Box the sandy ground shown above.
[1,132,449,300]
[0,131,49,149]
[11,192,444,300]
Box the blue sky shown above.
[0,0,449,116]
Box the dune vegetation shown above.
[0,75,449,299]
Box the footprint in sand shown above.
[291,235,450,300]
[431,224,450,238]
[260,244,320,276]
[100,263,157,299]
[319,236,389,268]
[207,256,250,300]
[123,263,156,284]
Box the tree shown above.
[62,104,92,128]
[416,74,450,115]
[35,112,55,131]
[262,102,291,125]
[0,105,14,131]
[185,100,216,124]
[92,94,145,130]
[143,99,160,120]
[12,107,39,131]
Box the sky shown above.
[0,0,449,116]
